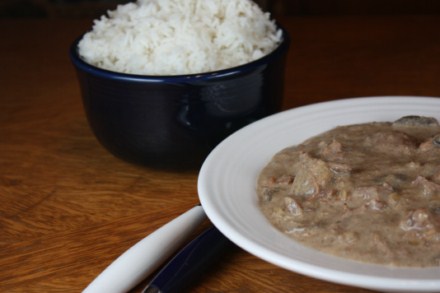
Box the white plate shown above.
[198,96,440,293]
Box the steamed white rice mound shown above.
[78,0,282,75]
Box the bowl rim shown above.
[69,25,290,83]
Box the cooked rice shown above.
[78,0,282,75]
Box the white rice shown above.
[78,0,282,75]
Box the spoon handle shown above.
[143,225,233,293]
[82,205,207,293]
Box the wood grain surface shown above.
[1,15,440,293]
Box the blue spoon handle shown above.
[143,226,234,293]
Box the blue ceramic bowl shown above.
[70,29,289,169]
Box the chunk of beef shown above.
[284,197,303,216]
[290,153,332,197]
[364,131,417,155]
[400,208,434,232]
[412,176,440,197]
[318,139,343,160]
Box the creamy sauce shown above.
[257,116,440,267]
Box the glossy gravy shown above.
[257,116,440,267]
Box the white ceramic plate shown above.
[198,96,440,293]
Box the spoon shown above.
[82,205,206,293]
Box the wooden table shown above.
[1,15,440,293]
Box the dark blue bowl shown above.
[70,28,289,170]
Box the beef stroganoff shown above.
[257,116,440,267]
